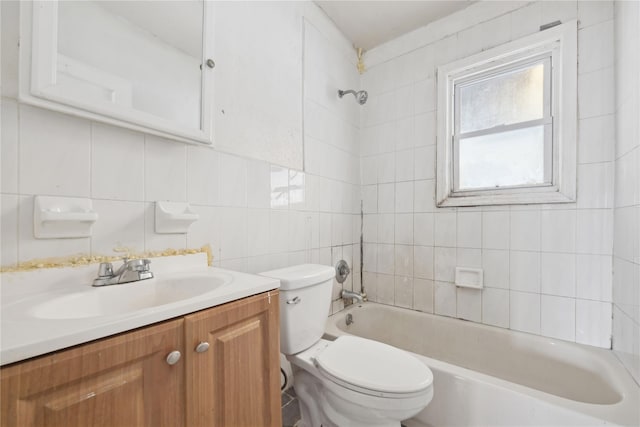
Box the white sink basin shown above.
[27,275,227,320]
[0,254,280,366]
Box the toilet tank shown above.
[260,264,335,355]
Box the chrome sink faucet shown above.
[92,258,154,287]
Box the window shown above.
[436,22,577,207]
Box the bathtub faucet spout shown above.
[341,289,365,304]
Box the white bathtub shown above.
[325,303,639,427]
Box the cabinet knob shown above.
[195,341,210,353]
[166,350,181,365]
[206,59,215,69]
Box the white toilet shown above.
[261,264,434,427]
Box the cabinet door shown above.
[185,291,281,427]
[1,319,185,427]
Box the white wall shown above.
[211,1,304,169]
[360,0,616,348]
[0,0,361,312]
[613,0,640,383]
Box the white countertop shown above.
[0,254,279,366]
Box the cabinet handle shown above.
[166,350,181,365]
[206,59,215,69]
[195,341,210,353]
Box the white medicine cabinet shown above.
[19,0,214,145]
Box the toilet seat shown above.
[314,336,433,398]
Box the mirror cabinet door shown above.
[25,1,213,144]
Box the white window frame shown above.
[436,21,577,207]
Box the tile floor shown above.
[281,389,412,427]
[281,387,300,427]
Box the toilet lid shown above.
[314,336,433,396]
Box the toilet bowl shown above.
[290,337,433,427]
[260,264,434,427]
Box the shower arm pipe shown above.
[338,89,358,98]
[337,88,368,105]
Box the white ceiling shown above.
[315,0,474,51]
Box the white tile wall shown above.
[510,210,541,252]
[579,0,614,29]
[91,200,145,256]
[0,100,19,194]
[246,160,270,209]
[0,195,18,266]
[414,213,434,246]
[576,299,612,348]
[395,214,413,244]
[187,205,220,255]
[482,249,509,289]
[144,136,187,202]
[434,281,456,317]
[377,273,395,305]
[457,288,481,322]
[360,0,619,348]
[0,2,360,315]
[482,287,509,328]
[482,211,510,250]
[613,0,640,383]
[19,105,92,197]
[576,254,612,301]
[510,291,541,335]
[413,278,434,313]
[510,251,540,293]
[578,115,615,164]
[434,212,456,247]
[541,295,576,341]
[92,124,145,202]
[541,210,577,253]
[394,245,413,277]
[394,276,413,309]
[540,252,576,298]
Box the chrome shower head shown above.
[338,89,368,105]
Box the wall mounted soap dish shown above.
[155,201,199,234]
[34,196,98,239]
[455,267,484,290]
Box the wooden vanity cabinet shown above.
[0,319,185,427]
[1,291,281,427]
[185,290,281,427]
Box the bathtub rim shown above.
[325,302,640,427]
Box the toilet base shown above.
[294,370,402,427]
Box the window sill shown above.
[437,188,576,207]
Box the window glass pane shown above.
[459,62,545,134]
[458,125,546,190]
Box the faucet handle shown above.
[127,258,151,272]
[97,262,114,278]
[335,260,350,284]
[138,259,151,272]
